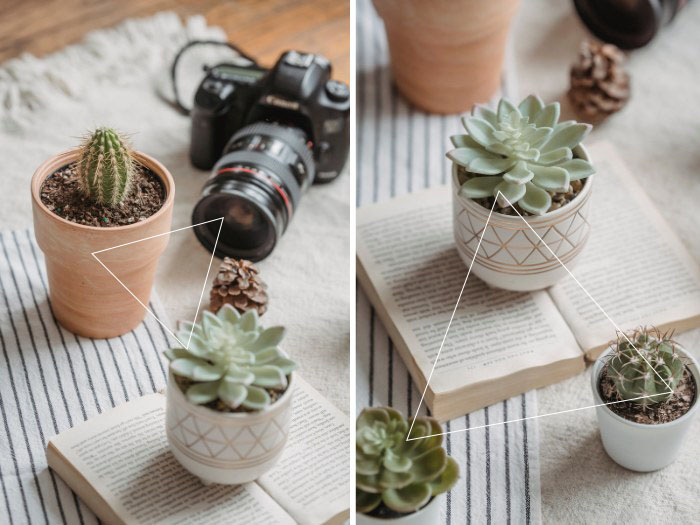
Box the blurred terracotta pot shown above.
[373,0,520,114]
[31,149,175,339]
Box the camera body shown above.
[190,50,350,182]
[190,50,350,261]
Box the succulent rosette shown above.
[165,304,297,411]
[356,407,459,515]
[448,94,595,215]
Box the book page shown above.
[259,375,350,525]
[357,186,583,396]
[47,394,295,525]
[549,142,700,356]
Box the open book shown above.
[47,375,349,525]
[357,142,700,422]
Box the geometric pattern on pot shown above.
[166,392,292,469]
[454,182,592,275]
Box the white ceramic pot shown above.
[591,346,699,472]
[452,145,593,291]
[165,370,294,484]
[356,494,442,524]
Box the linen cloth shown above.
[356,1,542,523]
[0,229,171,524]
[512,1,700,522]
[0,13,349,414]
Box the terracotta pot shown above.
[165,369,295,484]
[452,145,593,291]
[373,0,520,114]
[31,149,175,338]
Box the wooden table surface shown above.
[0,0,349,83]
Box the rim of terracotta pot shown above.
[373,0,521,38]
[452,143,593,225]
[591,345,700,430]
[31,148,175,233]
[168,367,296,421]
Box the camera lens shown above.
[192,122,315,261]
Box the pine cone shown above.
[209,258,268,316]
[568,40,630,122]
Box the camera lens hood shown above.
[192,121,316,262]
[192,170,283,261]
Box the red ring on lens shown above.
[216,166,293,218]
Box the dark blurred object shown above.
[573,0,690,49]
[568,40,630,122]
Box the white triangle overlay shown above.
[91,217,224,349]
[406,192,673,441]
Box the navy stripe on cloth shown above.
[0,229,171,524]
[355,0,541,523]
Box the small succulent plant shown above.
[447,95,596,215]
[165,304,297,411]
[607,327,685,406]
[77,127,135,207]
[356,407,458,515]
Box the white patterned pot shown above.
[591,346,699,472]
[166,370,294,484]
[357,493,442,524]
[452,144,593,291]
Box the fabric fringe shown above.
[0,12,226,129]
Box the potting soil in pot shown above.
[40,161,164,226]
[599,363,697,424]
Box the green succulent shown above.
[607,327,685,406]
[77,127,135,207]
[165,304,297,411]
[447,95,596,215]
[356,407,459,515]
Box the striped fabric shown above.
[0,229,171,525]
[356,1,542,523]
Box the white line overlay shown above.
[406,191,673,441]
[91,217,224,349]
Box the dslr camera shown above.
[190,50,350,261]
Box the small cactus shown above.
[77,127,135,206]
[607,327,685,406]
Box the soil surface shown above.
[456,165,586,216]
[40,161,164,227]
[365,499,433,520]
[174,374,288,414]
[599,363,697,424]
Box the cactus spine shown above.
[608,327,685,407]
[77,128,135,207]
